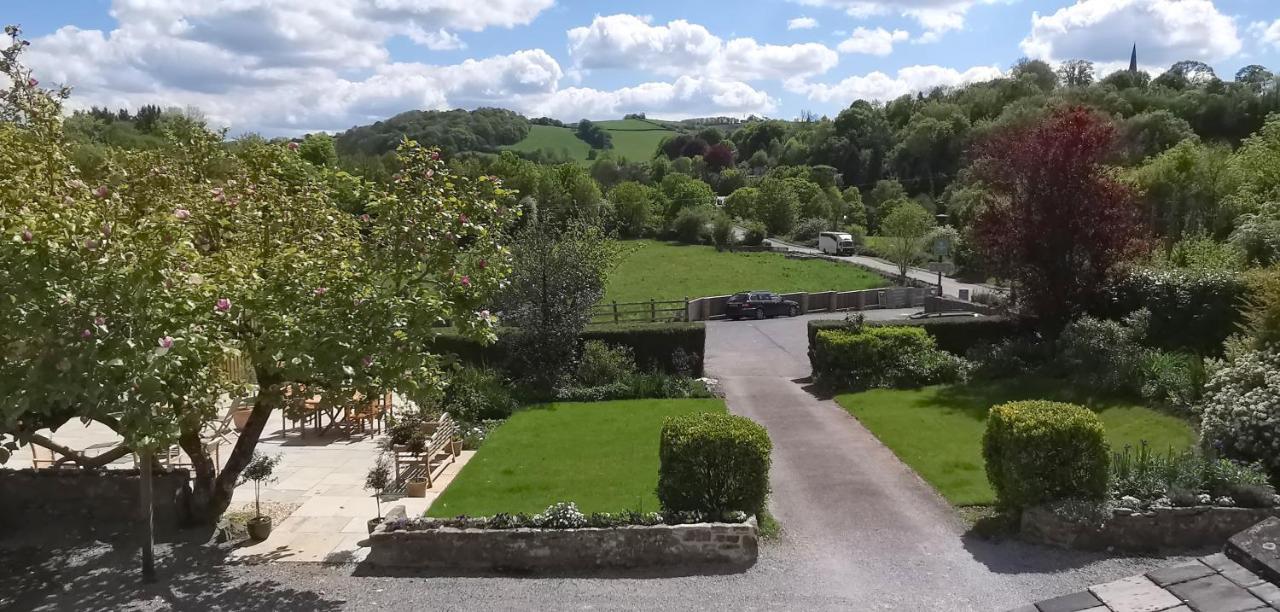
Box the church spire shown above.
[1129,43,1138,73]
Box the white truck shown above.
[818,231,856,256]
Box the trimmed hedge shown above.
[1099,269,1249,355]
[812,326,965,391]
[807,315,1026,366]
[982,401,1109,512]
[657,413,772,517]
[427,322,705,376]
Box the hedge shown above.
[657,413,772,517]
[807,315,1026,367]
[812,326,965,391]
[982,400,1109,512]
[1098,269,1249,355]
[427,322,705,376]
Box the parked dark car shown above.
[726,291,800,320]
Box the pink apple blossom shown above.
[361,356,373,368]
[159,336,174,349]
[20,229,32,243]
[83,238,98,250]
[101,223,112,237]
[477,259,487,270]
[313,287,328,297]
[174,208,191,220]
[27,78,38,88]
[459,213,469,225]
[215,298,231,313]
[460,275,471,288]
[80,329,92,339]
[287,142,299,151]
[93,185,109,199]
[94,316,106,326]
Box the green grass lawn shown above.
[427,399,726,516]
[605,240,888,304]
[835,378,1197,506]
[503,120,676,165]
[501,124,591,159]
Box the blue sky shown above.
[8,0,1280,135]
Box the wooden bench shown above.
[392,413,461,489]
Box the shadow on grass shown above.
[916,377,1150,422]
[0,526,345,612]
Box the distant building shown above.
[1129,44,1138,73]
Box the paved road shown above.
[2,310,1190,612]
[762,237,997,300]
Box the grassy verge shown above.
[427,399,726,516]
[606,240,888,304]
[834,378,1196,506]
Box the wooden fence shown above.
[590,299,688,324]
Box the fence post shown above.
[684,296,690,322]
[612,301,619,324]
[650,299,656,322]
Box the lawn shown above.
[503,120,677,165]
[426,398,726,516]
[500,124,590,160]
[605,240,888,304]
[835,378,1197,506]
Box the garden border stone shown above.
[366,505,758,572]
[1021,504,1280,552]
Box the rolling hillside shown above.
[503,118,678,164]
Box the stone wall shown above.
[0,468,192,532]
[367,506,757,572]
[1021,505,1280,552]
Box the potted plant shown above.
[240,452,282,540]
[365,454,392,533]
[231,405,254,431]
[403,428,431,497]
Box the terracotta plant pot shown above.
[367,517,384,534]
[406,477,429,498]
[231,407,253,432]
[247,516,272,541]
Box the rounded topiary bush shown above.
[657,413,771,517]
[982,400,1109,511]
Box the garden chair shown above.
[29,444,59,469]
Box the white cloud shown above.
[837,27,910,55]
[788,17,820,30]
[793,64,1005,102]
[1251,19,1280,49]
[1020,0,1242,67]
[25,5,776,134]
[566,14,838,80]
[790,0,1004,39]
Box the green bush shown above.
[581,322,704,376]
[1100,268,1249,355]
[740,221,767,247]
[657,413,772,517]
[1138,351,1205,414]
[711,213,736,251]
[790,217,829,243]
[982,400,1110,511]
[575,340,637,387]
[554,372,710,402]
[812,324,968,391]
[1054,313,1147,393]
[671,206,712,244]
[806,315,1026,362]
[443,367,519,424]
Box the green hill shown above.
[504,119,678,164]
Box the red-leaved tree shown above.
[705,143,735,171]
[973,106,1148,331]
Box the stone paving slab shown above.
[1018,555,1278,612]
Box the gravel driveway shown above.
[1,309,1193,612]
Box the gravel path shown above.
[1,310,1194,612]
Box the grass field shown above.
[426,399,725,516]
[503,119,676,164]
[604,240,888,304]
[835,378,1197,506]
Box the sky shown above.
[7,0,1280,136]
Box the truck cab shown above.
[818,232,856,256]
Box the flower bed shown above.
[1021,501,1280,552]
[367,504,758,572]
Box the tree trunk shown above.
[187,372,283,524]
[139,453,156,583]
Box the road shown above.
[1,311,1188,612]
[762,236,997,300]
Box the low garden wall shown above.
[687,286,934,321]
[1021,504,1280,552]
[0,468,192,531]
[367,506,758,572]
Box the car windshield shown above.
[728,293,749,302]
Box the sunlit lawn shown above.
[835,378,1197,506]
[426,398,726,516]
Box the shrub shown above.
[739,220,767,247]
[1054,313,1147,393]
[1244,267,1280,349]
[1138,351,1205,414]
[711,213,736,251]
[790,217,829,243]
[812,324,968,391]
[1109,443,1276,508]
[657,413,771,517]
[554,372,710,402]
[982,400,1109,511]
[575,340,637,387]
[967,336,1052,379]
[672,206,712,244]
[582,323,704,376]
[806,316,1026,360]
[1100,268,1249,354]
[1199,349,1280,482]
[443,367,519,424]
